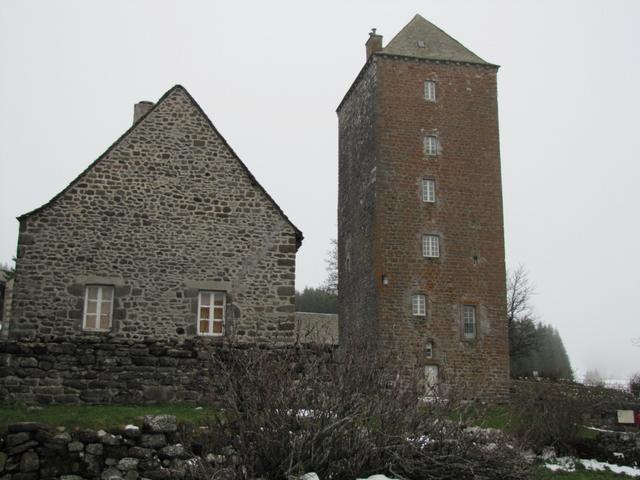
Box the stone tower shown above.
[337,15,509,400]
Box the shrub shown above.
[510,382,586,452]
[194,345,530,480]
[629,372,640,397]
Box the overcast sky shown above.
[1,0,638,380]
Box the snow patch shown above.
[356,476,400,480]
[545,457,640,477]
[300,473,320,480]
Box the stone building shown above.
[337,15,509,400]
[8,85,302,344]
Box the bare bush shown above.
[195,344,530,480]
[510,382,586,452]
[629,372,640,397]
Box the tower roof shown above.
[380,14,489,65]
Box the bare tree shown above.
[583,369,605,387]
[507,265,539,358]
[0,260,15,281]
[322,238,337,295]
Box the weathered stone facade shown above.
[8,85,302,344]
[338,16,510,400]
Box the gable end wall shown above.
[10,88,297,344]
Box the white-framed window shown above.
[463,305,476,340]
[83,285,114,331]
[422,235,440,258]
[423,135,438,156]
[422,178,435,203]
[412,294,426,316]
[424,80,436,102]
[197,291,225,336]
[425,341,433,359]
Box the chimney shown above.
[133,101,154,124]
[365,28,383,60]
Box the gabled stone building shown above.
[338,15,510,400]
[8,85,302,344]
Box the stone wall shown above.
[337,60,379,352]
[9,85,300,345]
[0,337,218,405]
[0,336,335,406]
[0,415,206,479]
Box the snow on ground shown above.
[545,457,640,477]
[356,476,399,480]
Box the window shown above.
[425,341,433,359]
[422,179,435,203]
[412,294,426,316]
[463,305,476,340]
[198,291,225,336]
[424,81,436,102]
[422,235,440,258]
[423,135,438,156]
[83,285,113,331]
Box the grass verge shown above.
[0,404,218,431]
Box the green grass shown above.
[0,404,219,431]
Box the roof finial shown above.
[370,28,377,36]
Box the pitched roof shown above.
[18,85,303,248]
[380,14,491,65]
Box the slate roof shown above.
[18,85,303,248]
[380,14,490,65]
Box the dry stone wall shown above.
[0,337,335,406]
[0,337,220,405]
[0,415,204,479]
[9,86,299,345]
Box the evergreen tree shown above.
[295,287,338,314]
[510,322,573,380]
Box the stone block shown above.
[143,415,177,433]
[128,446,153,459]
[20,451,39,472]
[68,441,84,452]
[86,443,103,455]
[101,467,124,480]
[117,457,139,471]
[139,434,167,449]
[8,422,48,433]
[6,432,30,447]
[158,444,186,459]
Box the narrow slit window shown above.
[422,235,440,258]
[463,305,477,340]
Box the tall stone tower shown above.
[337,15,509,400]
